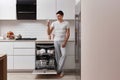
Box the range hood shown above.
[17,0,36,20]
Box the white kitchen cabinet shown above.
[66,42,75,56]
[37,0,56,20]
[0,42,13,56]
[14,42,35,49]
[64,56,75,69]
[0,41,36,70]
[7,56,14,69]
[13,41,35,70]
[14,49,35,56]
[57,0,75,19]
[14,56,35,69]
[0,0,16,20]
[0,42,14,69]
[64,42,75,69]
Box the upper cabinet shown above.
[37,0,75,20]
[0,0,16,20]
[57,0,75,19]
[0,0,75,20]
[37,0,56,20]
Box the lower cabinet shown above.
[64,42,75,69]
[1,41,75,70]
[64,56,75,69]
[0,42,13,56]
[13,41,35,70]
[14,49,35,56]
[7,56,14,69]
[14,56,35,69]
[66,42,75,56]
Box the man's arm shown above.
[47,21,54,35]
[62,28,70,48]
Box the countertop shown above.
[0,39,75,42]
[0,54,6,60]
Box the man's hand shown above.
[47,20,54,36]
[47,20,50,27]
[62,42,66,48]
[62,28,70,48]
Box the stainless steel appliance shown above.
[75,0,81,80]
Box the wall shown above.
[75,0,80,14]
[82,0,120,80]
[0,20,75,40]
[76,0,80,5]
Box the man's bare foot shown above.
[56,72,64,78]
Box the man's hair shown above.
[56,10,64,16]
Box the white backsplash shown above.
[0,20,75,40]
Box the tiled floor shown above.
[8,73,76,80]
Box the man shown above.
[47,11,70,77]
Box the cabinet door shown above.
[64,56,75,69]
[37,0,56,20]
[64,42,75,69]
[0,0,16,20]
[7,56,14,69]
[14,56,35,69]
[57,0,75,19]
[66,42,75,56]
[0,42,13,56]
[14,49,35,56]
[14,42,35,49]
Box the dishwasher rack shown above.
[33,43,57,74]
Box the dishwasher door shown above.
[32,43,57,75]
[32,69,57,74]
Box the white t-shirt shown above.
[51,21,70,41]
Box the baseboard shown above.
[8,69,76,73]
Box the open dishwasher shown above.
[33,42,57,74]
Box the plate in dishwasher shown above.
[32,70,57,74]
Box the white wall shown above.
[76,0,80,5]
[75,0,81,14]
[82,0,120,80]
[0,20,75,40]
